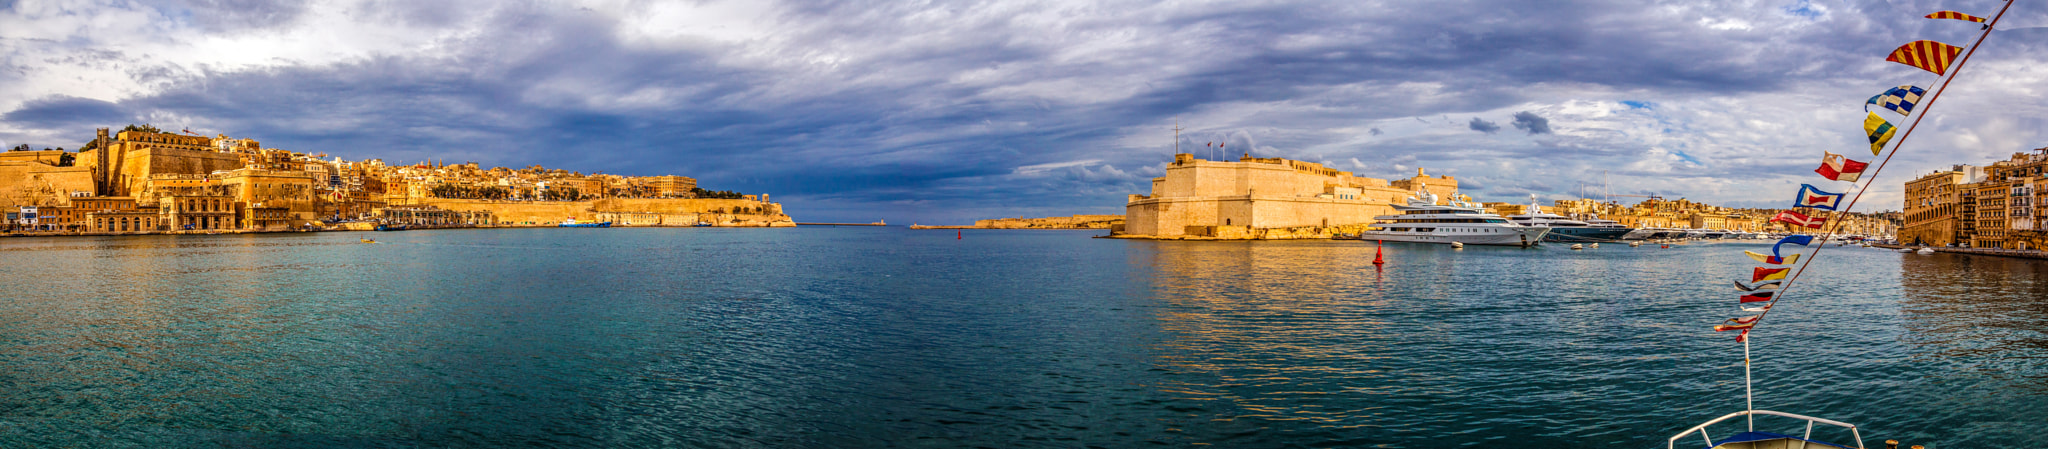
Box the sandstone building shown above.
[1903,150,2048,249]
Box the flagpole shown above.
[1744,334,1754,432]
[1751,0,2013,328]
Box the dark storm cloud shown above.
[1468,117,1500,134]
[2,0,2038,223]
[1511,111,1551,135]
[1,95,131,130]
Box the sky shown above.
[4,0,2047,224]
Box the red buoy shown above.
[1372,240,1385,265]
[957,230,962,239]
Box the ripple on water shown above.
[0,231,2043,448]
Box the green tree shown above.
[121,124,162,134]
[8,144,27,152]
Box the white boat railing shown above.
[1667,409,1863,449]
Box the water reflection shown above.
[1898,253,2048,390]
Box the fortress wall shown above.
[424,197,794,226]
[0,162,94,207]
[1247,197,1389,229]
[421,199,595,224]
[120,148,243,198]
[589,198,783,215]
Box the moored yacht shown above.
[1358,190,1548,246]
[1504,196,1634,243]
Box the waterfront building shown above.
[1116,153,1456,239]
[641,175,698,197]
[1898,149,2048,248]
[162,195,239,231]
[1902,166,1978,246]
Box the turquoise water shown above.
[0,228,2042,448]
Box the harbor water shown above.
[1,228,2043,448]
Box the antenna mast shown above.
[1173,120,1184,157]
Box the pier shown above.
[1874,243,2048,260]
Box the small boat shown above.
[1630,241,1642,247]
[1667,410,1867,449]
[1897,248,1913,253]
[1570,244,1584,250]
[1916,248,1936,255]
[1450,241,1464,249]
[694,221,713,227]
[559,218,613,228]
[374,224,409,231]
[360,238,377,243]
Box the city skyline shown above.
[4,1,2047,223]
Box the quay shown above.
[1873,243,2048,260]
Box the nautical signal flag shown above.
[1745,251,1800,265]
[1770,210,1825,229]
[1864,112,1897,155]
[1926,10,1987,23]
[1816,152,1869,182]
[1735,280,1782,292]
[1740,291,1776,303]
[1715,315,1760,332]
[1794,184,1846,211]
[1866,85,1925,116]
[1887,40,1963,76]
[1754,267,1790,282]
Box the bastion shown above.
[1112,153,1456,240]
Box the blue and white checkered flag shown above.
[1865,85,1925,116]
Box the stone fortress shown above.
[1114,153,1459,239]
[1,125,792,234]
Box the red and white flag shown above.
[1815,152,1868,182]
[1770,210,1825,229]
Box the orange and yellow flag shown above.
[1925,11,1987,23]
[1887,40,1963,75]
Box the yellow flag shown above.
[1864,112,1896,155]
[1744,251,1800,265]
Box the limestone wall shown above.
[114,148,243,197]
[423,197,794,227]
[970,214,1124,229]
[0,162,94,207]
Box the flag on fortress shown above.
[1735,280,1782,292]
[1864,112,1897,155]
[1887,40,1963,76]
[1925,10,1987,23]
[1740,292,1776,303]
[1753,267,1790,282]
[1866,85,1925,116]
[1794,184,1846,210]
[1816,152,1869,182]
[1770,210,1825,229]
[1744,251,1800,265]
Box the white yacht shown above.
[1359,190,1549,247]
